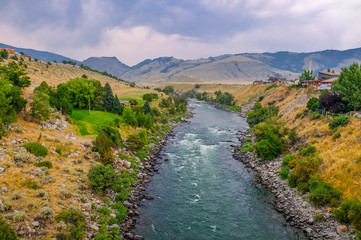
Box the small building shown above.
[318,71,340,81]
[119,100,130,107]
[301,79,322,89]
[317,77,338,91]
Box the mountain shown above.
[3,42,361,85]
[82,48,361,85]
[82,57,130,76]
[0,43,79,64]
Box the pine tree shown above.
[143,101,152,115]
[112,94,122,114]
[103,83,115,112]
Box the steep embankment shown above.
[256,86,361,200]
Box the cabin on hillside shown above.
[119,100,130,107]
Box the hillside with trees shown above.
[0,55,188,239]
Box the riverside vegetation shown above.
[0,55,188,239]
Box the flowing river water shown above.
[134,101,303,239]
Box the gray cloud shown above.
[0,0,360,65]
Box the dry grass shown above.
[0,58,161,237]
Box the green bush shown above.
[0,215,18,239]
[299,145,317,156]
[112,202,127,223]
[282,154,297,167]
[34,161,53,169]
[244,137,252,143]
[333,197,361,230]
[99,126,123,147]
[240,144,253,152]
[92,132,114,165]
[332,131,341,139]
[246,103,279,128]
[307,97,320,111]
[125,134,145,152]
[20,180,39,190]
[329,116,349,129]
[308,180,341,207]
[88,164,118,194]
[293,156,321,183]
[279,166,290,180]
[22,142,48,157]
[314,214,323,221]
[56,205,86,239]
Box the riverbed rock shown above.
[336,225,347,234]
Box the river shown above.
[134,101,303,240]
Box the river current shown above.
[134,101,301,240]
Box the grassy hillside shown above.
[0,58,182,239]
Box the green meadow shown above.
[71,109,123,135]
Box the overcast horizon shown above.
[1,0,361,66]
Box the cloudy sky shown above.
[1,0,360,66]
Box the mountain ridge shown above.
[2,42,361,85]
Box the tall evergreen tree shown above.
[143,101,152,115]
[103,83,115,111]
[113,94,122,114]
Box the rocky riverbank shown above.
[120,111,193,240]
[233,130,352,240]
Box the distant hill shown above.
[2,43,361,85]
[82,57,130,76]
[0,43,80,64]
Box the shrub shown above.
[319,92,344,113]
[293,156,321,183]
[99,126,123,147]
[240,144,253,152]
[299,145,317,157]
[36,189,50,200]
[11,192,21,200]
[22,142,48,157]
[329,116,349,129]
[12,154,30,167]
[56,205,86,239]
[0,215,18,239]
[332,131,341,140]
[112,202,127,223]
[279,166,290,180]
[21,180,39,189]
[39,206,55,220]
[308,180,341,207]
[307,97,320,111]
[87,164,118,194]
[314,214,323,221]
[282,154,296,167]
[246,103,279,128]
[92,132,114,165]
[6,211,28,222]
[332,198,361,230]
[0,201,12,212]
[244,137,252,143]
[34,161,53,169]
[126,134,145,152]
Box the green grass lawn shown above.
[71,109,124,135]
